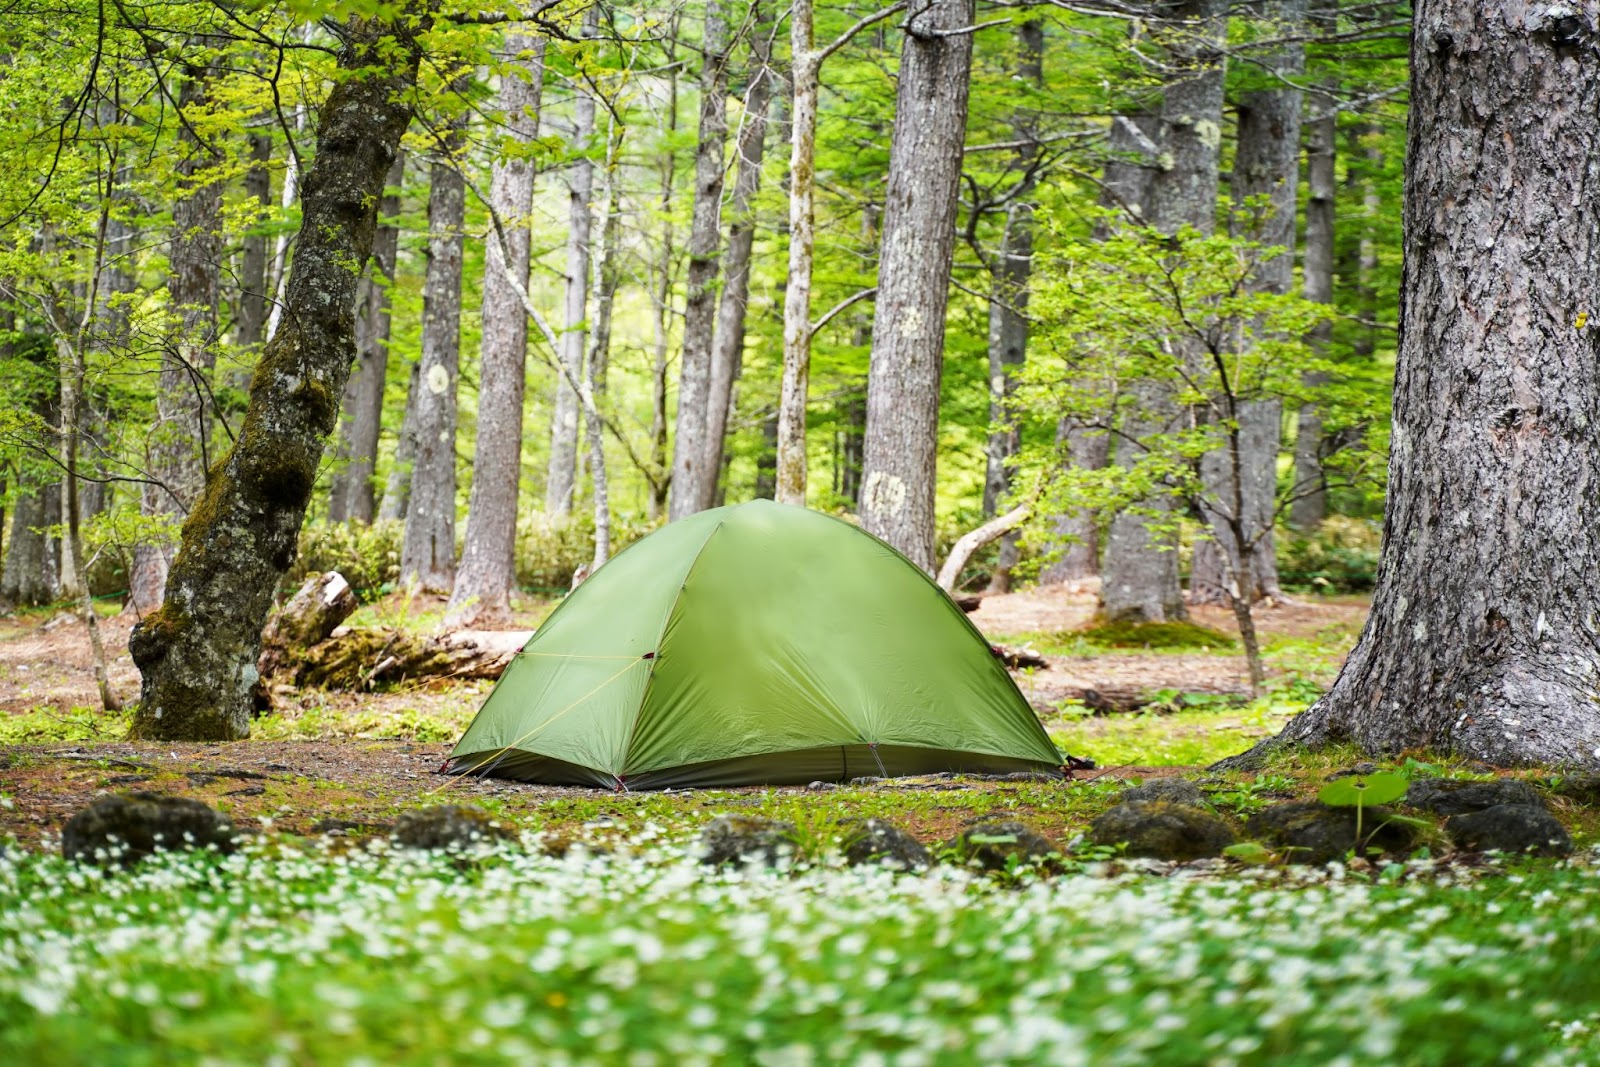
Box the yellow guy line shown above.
[427,655,651,795]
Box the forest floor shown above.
[0,586,1365,846]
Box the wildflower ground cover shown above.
[2,836,1599,1065]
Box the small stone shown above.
[943,819,1057,871]
[1119,778,1207,808]
[1247,801,1418,865]
[839,819,930,870]
[806,781,840,792]
[1089,801,1236,860]
[700,815,799,867]
[225,785,266,797]
[1325,761,1380,780]
[1404,778,1547,816]
[1445,804,1572,856]
[392,805,514,851]
[63,792,236,866]
[849,776,885,787]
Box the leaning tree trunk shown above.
[448,37,545,627]
[399,95,468,594]
[547,5,599,517]
[1223,1,1600,769]
[130,64,223,616]
[669,0,730,520]
[329,152,404,524]
[982,18,1044,593]
[1100,0,1226,622]
[1189,0,1302,604]
[860,0,975,572]
[128,13,427,741]
[703,6,773,494]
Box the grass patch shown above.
[1051,697,1301,767]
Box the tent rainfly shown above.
[447,500,1063,789]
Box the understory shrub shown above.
[1276,516,1382,593]
[290,520,404,600]
[515,512,657,593]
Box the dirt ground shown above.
[0,585,1368,847]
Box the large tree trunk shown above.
[669,0,730,520]
[399,95,468,594]
[703,7,774,496]
[128,13,427,741]
[1225,1,1600,769]
[859,0,975,572]
[448,37,546,627]
[328,152,404,524]
[1100,0,1226,622]
[776,0,819,508]
[547,7,600,517]
[130,65,223,615]
[981,19,1044,593]
[1189,0,1303,605]
[1292,21,1337,533]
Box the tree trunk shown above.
[280,627,527,690]
[1189,0,1303,604]
[399,92,468,594]
[704,7,774,497]
[588,124,623,569]
[235,131,273,355]
[1225,0,1600,769]
[547,7,600,517]
[1100,0,1226,622]
[258,571,359,677]
[130,64,223,615]
[128,12,427,741]
[776,0,819,508]
[378,360,419,522]
[1292,30,1337,533]
[669,0,730,520]
[754,411,779,499]
[448,37,545,627]
[860,0,975,572]
[1,475,59,607]
[982,19,1044,593]
[329,152,404,524]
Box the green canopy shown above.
[448,500,1062,789]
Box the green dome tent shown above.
[447,500,1062,789]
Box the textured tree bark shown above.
[328,153,404,524]
[1100,0,1226,622]
[1224,1,1600,768]
[130,64,223,616]
[235,131,273,356]
[546,7,599,517]
[669,0,730,520]
[587,127,623,569]
[1292,35,1337,533]
[448,37,545,627]
[258,571,358,677]
[378,361,419,522]
[1189,0,1302,604]
[399,92,469,594]
[1,475,59,607]
[703,8,773,497]
[128,13,427,741]
[776,0,819,508]
[981,19,1044,594]
[860,0,974,572]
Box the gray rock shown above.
[700,815,800,867]
[393,805,514,851]
[1119,778,1207,808]
[63,792,236,866]
[1325,761,1379,780]
[839,819,930,870]
[1404,778,1547,816]
[806,781,841,792]
[943,819,1057,871]
[1247,801,1418,865]
[1445,804,1572,856]
[1089,801,1236,860]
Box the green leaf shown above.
[1222,842,1275,865]
[1318,773,1408,808]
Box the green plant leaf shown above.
[1222,841,1275,865]
[1318,772,1408,807]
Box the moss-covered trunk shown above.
[129,13,428,741]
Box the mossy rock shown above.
[1445,804,1572,856]
[1089,800,1236,860]
[839,818,930,871]
[1119,778,1208,808]
[1547,774,1600,807]
[1247,801,1418,865]
[392,805,514,851]
[943,819,1057,871]
[700,815,800,868]
[1073,619,1236,651]
[63,792,237,866]
[1404,778,1547,816]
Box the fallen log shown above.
[289,628,530,690]
[991,643,1048,670]
[259,572,358,677]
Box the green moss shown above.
[1074,619,1237,651]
